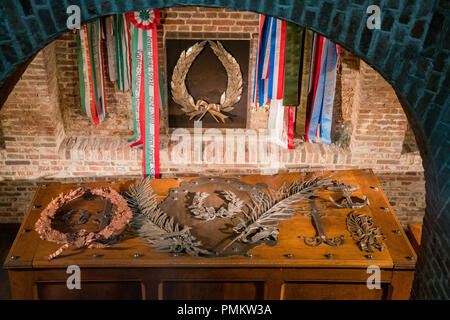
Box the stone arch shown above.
[0,0,448,299]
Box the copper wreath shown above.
[35,187,132,260]
[171,40,243,123]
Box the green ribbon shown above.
[129,26,140,144]
[295,29,313,135]
[76,31,86,115]
[143,29,152,177]
[282,22,304,106]
[159,67,166,109]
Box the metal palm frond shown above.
[126,177,211,256]
[222,175,336,251]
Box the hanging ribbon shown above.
[305,33,324,143]
[252,16,286,107]
[105,16,117,82]
[305,34,340,144]
[267,100,288,149]
[295,29,313,135]
[128,9,161,179]
[252,14,264,106]
[319,39,339,145]
[281,21,302,150]
[76,20,106,125]
[256,16,271,107]
[112,14,132,92]
[282,22,303,106]
[287,106,294,149]
[252,15,294,149]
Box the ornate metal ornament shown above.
[346,211,386,252]
[35,187,132,260]
[126,179,210,256]
[325,181,358,193]
[170,40,243,123]
[329,183,369,209]
[299,200,344,247]
[189,191,245,221]
[129,9,160,30]
[127,175,335,257]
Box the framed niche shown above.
[166,38,250,129]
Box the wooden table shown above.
[407,223,422,254]
[3,169,417,300]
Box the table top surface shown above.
[408,223,422,245]
[4,169,416,270]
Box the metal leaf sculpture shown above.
[126,178,211,256]
[170,40,243,123]
[35,187,132,260]
[222,175,335,252]
[346,211,386,252]
[171,41,206,114]
[189,190,245,221]
[208,40,243,111]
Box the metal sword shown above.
[301,199,345,247]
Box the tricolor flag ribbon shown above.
[252,15,287,107]
[76,20,107,125]
[128,9,161,179]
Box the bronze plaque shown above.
[166,39,250,128]
[158,177,273,257]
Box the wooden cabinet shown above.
[3,169,416,300]
[408,223,422,254]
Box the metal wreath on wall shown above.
[170,40,243,123]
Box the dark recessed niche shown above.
[166,39,250,128]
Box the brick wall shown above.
[377,172,425,225]
[55,32,134,137]
[0,7,424,227]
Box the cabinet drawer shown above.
[282,282,389,300]
[160,280,265,300]
[35,281,144,300]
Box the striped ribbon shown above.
[319,39,339,145]
[305,33,323,143]
[113,14,132,92]
[252,15,287,107]
[76,20,106,125]
[128,10,161,178]
[306,34,340,144]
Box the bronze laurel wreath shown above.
[170,40,243,123]
[35,187,132,260]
